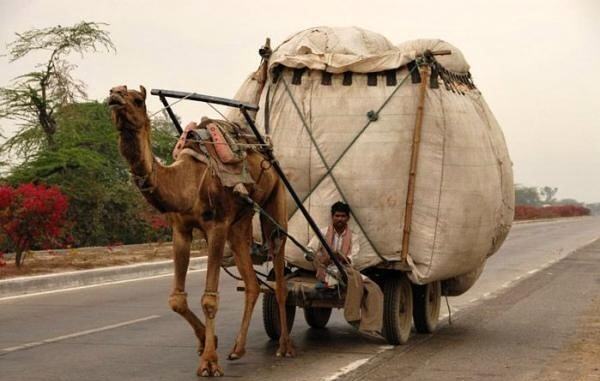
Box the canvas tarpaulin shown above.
[228,27,514,293]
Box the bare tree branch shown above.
[0,21,116,160]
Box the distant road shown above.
[1,216,599,381]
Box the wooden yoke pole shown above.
[401,63,430,263]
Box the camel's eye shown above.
[134,98,144,107]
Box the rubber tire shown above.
[262,293,296,340]
[412,281,441,334]
[382,275,413,345]
[303,307,332,329]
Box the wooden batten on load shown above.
[401,64,430,264]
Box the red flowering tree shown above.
[0,183,69,267]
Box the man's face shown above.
[332,211,350,231]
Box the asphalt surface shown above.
[342,236,600,381]
[1,217,599,381]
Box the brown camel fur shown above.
[108,85,294,377]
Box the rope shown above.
[237,194,345,285]
[278,66,417,263]
[221,265,275,292]
[207,102,231,122]
[149,91,230,122]
[149,91,196,118]
[445,295,453,325]
[183,138,271,148]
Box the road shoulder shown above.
[340,239,600,381]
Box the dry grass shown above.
[0,241,206,279]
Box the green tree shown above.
[6,102,175,246]
[0,21,115,160]
[515,184,541,206]
[586,203,600,216]
[539,186,558,204]
[150,113,178,165]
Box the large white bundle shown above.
[231,27,514,293]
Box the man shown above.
[307,201,359,286]
[307,201,383,335]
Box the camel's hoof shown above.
[276,337,296,358]
[276,346,296,358]
[197,361,223,377]
[227,345,245,361]
[228,353,240,361]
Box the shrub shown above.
[514,204,590,220]
[0,183,70,266]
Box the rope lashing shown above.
[236,193,346,286]
[278,64,417,263]
[221,265,275,292]
[149,91,231,122]
[149,91,196,118]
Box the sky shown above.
[0,0,599,202]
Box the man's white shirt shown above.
[307,227,360,262]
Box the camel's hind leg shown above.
[227,214,260,360]
[261,185,295,358]
[168,225,208,354]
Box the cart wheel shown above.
[412,280,441,333]
[382,275,413,345]
[262,293,296,340]
[303,307,332,329]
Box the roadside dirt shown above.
[0,241,207,279]
[538,296,600,380]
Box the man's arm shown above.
[306,227,329,261]
[348,231,360,262]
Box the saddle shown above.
[172,118,260,187]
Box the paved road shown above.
[1,217,599,381]
[342,236,600,381]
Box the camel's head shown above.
[108,85,149,131]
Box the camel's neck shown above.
[119,125,154,179]
[118,123,182,213]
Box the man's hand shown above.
[304,249,315,262]
[334,251,351,265]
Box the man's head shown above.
[330,201,350,232]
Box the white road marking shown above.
[1,315,161,354]
[322,358,370,381]
[323,234,600,380]
[0,268,207,302]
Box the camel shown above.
[108,85,295,377]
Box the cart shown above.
[152,87,443,346]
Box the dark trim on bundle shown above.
[292,68,306,85]
[367,72,378,86]
[271,65,283,83]
[385,70,397,86]
[343,72,353,86]
[270,59,476,95]
[321,71,332,86]
[407,61,421,84]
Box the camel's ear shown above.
[139,85,147,100]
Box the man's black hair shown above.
[331,201,350,216]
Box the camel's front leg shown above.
[227,217,260,360]
[168,225,208,354]
[198,225,227,377]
